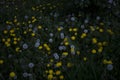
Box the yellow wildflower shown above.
[91,49,97,54]
[9,72,16,78]
[92,38,97,44]
[0,59,4,64]
[56,62,62,67]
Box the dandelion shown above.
[29,24,33,28]
[96,16,100,20]
[67,62,72,67]
[91,49,97,54]
[59,75,64,79]
[71,17,75,21]
[31,32,35,37]
[81,33,87,38]
[99,28,104,32]
[84,19,89,23]
[9,72,16,78]
[108,0,113,4]
[81,25,85,29]
[58,46,64,50]
[23,43,28,49]
[0,59,4,64]
[55,62,62,67]
[49,69,54,74]
[83,57,87,62]
[28,63,34,68]
[36,39,40,42]
[34,42,40,47]
[49,38,53,43]
[107,64,113,71]
[48,74,53,79]
[84,29,88,33]
[103,59,112,64]
[24,15,28,19]
[49,33,54,37]
[62,52,68,56]
[71,36,76,40]
[60,33,64,39]
[55,70,61,75]
[92,38,97,44]
[23,72,28,77]
[53,53,59,60]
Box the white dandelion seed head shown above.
[71,17,75,21]
[28,73,32,77]
[49,33,54,37]
[45,28,48,30]
[108,0,113,4]
[60,33,64,39]
[81,25,85,29]
[84,19,89,23]
[24,15,28,19]
[49,38,53,43]
[36,39,40,42]
[107,64,113,71]
[84,29,88,33]
[28,63,34,68]
[53,53,59,60]
[58,46,64,50]
[7,25,11,30]
[14,76,17,79]
[34,42,40,48]
[29,24,32,28]
[23,72,28,77]
[70,45,75,48]
[96,16,100,20]
[23,43,28,49]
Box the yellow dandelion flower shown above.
[9,72,16,78]
[73,28,78,31]
[13,41,17,45]
[7,38,11,42]
[91,49,97,54]
[71,36,76,40]
[69,28,73,32]
[38,25,42,29]
[97,42,102,46]
[81,33,87,38]
[0,59,4,64]
[64,42,69,46]
[15,47,20,52]
[99,28,104,32]
[59,75,64,79]
[56,62,62,67]
[55,70,61,75]
[92,38,97,44]
[31,33,35,37]
[83,57,87,61]
[38,46,43,49]
[57,27,62,31]
[103,59,112,64]
[98,47,103,53]
[23,31,27,34]
[2,38,6,42]
[48,74,53,80]
[103,41,108,46]
[3,30,8,34]
[62,52,68,56]
[67,62,72,67]
[49,70,54,74]
[76,51,80,55]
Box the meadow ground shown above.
[0,0,120,80]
